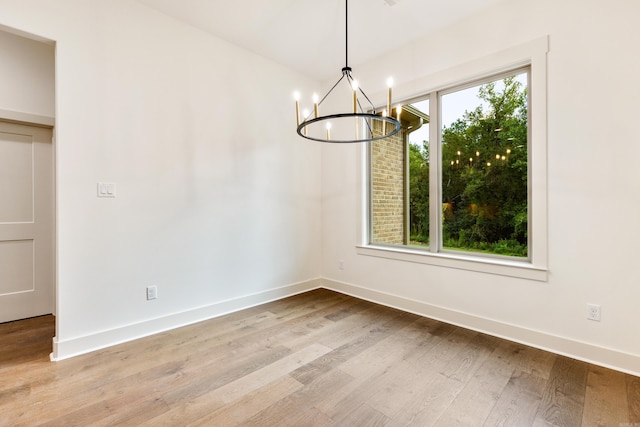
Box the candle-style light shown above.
[386,77,393,116]
[326,122,332,140]
[382,109,388,134]
[396,105,402,122]
[352,80,360,140]
[302,109,309,135]
[294,91,301,126]
[352,80,359,113]
[313,93,319,118]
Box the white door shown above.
[0,121,54,323]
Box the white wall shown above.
[0,0,322,359]
[322,0,640,374]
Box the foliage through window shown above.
[370,68,529,259]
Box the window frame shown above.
[357,37,548,281]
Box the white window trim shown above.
[357,36,549,282]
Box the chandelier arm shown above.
[344,71,375,112]
[317,73,347,107]
[362,111,374,138]
[344,73,374,138]
[354,86,377,139]
[357,87,377,112]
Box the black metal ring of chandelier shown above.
[296,113,401,144]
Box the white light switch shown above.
[97,182,116,198]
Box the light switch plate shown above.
[97,182,116,198]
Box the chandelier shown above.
[294,0,401,143]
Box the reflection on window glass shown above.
[440,72,528,257]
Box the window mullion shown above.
[428,92,440,253]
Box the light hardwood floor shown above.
[1,289,639,426]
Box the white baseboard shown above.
[51,278,322,361]
[322,278,640,377]
[51,277,640,377]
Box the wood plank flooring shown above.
[1,289,638,426]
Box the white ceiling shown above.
[137,0,507,80]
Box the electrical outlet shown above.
[146,286,158,300]
[586,303,601,321]
[338,260,344,270]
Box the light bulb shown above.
[352,80,359,91]
[387,77,394,88]
[293,91,300,101]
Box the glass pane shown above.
[370,101,430,247]
[370,106,409,246]
[440,72,528,257]
[408,100,430,249]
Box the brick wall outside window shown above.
[371,125,406,245]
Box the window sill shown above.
[356,244,548,281]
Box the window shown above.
[371,69,529,256]
[360,38,548,280]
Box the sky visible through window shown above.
[408,73,527,147]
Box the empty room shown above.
[1,0,639,425]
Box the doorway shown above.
[0,121,54,323]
